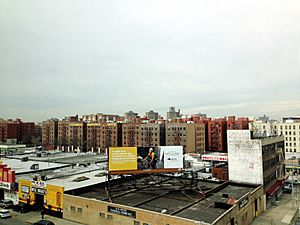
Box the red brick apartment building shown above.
[191,116,249,152]
[0,119,35,144]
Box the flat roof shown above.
[69,174,259,224]
[1,158,69,174]
[8,152,107,164]
[16,161,108,191]
[46,170,108,191]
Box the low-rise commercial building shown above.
[227,130,286,207]
[63,175,264,225]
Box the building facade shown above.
[227,130,286,207]
[166,107,181,120]
[145,110,159,120]
[274,118,300,154]
[42,119,58,149]
[165,123,205,153]
[207,117,228,152]
[122,123,140,147]
[67,122,87,151]
[58,120,69,148]
[138,123,165,147]
[0,119,35,144]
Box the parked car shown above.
[0,199,14,209]
[13,203,31,213]
[0,209,11,218]
[283,182,292,194]
[32,220,55,225]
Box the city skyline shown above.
[1,0,300,122]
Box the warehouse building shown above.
[63,174,264,225]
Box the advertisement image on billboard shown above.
[109,146,183,174]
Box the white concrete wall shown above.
[227,130,263,185]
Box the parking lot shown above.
[0,209,83,225]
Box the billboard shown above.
[109,146,183,174]
[109,147,137,171]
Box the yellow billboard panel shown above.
[109,147,137,171]
[45,184,64,212]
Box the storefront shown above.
[18,179,64,217]
[0,163,16,201]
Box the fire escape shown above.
[173,129,181,146]
[128,127,135,147]
[105,127,112,149]
[145,128,153,147]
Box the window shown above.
[99,212,105,218]
[77,208,82,212]
[21,185,30,194]
[71,206,76,211]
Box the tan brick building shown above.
[86,123,119,152]
[139,123,165,147]
[166,123,205,153]
[67,122,87,151]
[58,120,69,147]
[42,119,58,149]
[122,123,140,147]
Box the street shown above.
[0,217,28,225]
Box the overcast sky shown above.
[0,0,300,122]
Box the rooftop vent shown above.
[21,157,28,162]
[72,176,90,182]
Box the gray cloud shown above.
[0,0,300,121]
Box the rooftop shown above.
[67,174,259,224]
[1,158,69,174]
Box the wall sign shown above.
[32,187,47,195]
[0,181,11,190]
[108,206,136,218]
[32,181,47,188]
[239,197,249,208]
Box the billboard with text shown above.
[109,146,183,174]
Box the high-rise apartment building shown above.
[139,123,165,147]
[124,111,138,120]
[165,123,205,153]
[67,122,87,151]
[227,116,249,130]
[42,119,58,149]
[58,120,69,147]
[145,110,159,120]
[82,113,120,123]
[250,117,300,154]
[166,107,181,120]
[0,119,35,144]
[274,118,300,154]
[207,117,227,152]
[122,123,140,147]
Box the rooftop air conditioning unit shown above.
[30,164,39,170]
[21,157,29,162]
